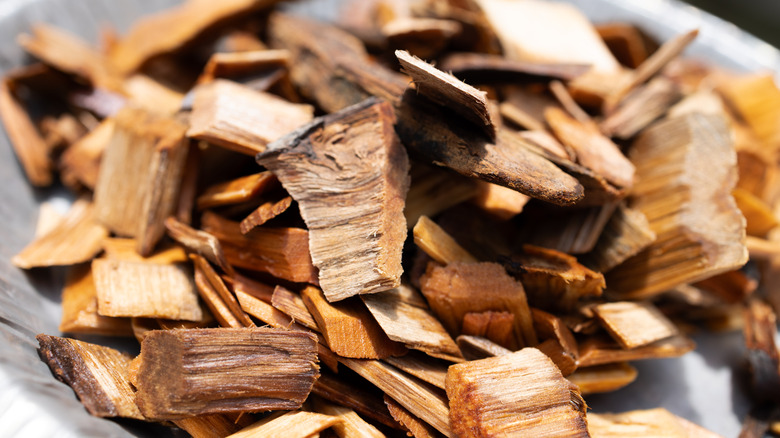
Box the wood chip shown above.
[461,310,517,350]
[59,264,133,336]
[13,198,108,269]
[312,371,399,430]
[577,334,695,367]
[396,49,496,139]
[446,347,588,437]
[581,203,656,272]
[165,216,234,275]
[198,49,290,84]
[412,216,478,265]
[471,181,530,220]
[385,351,449,390]
[439,52,590,82]
[717,73,780,144]
[93,259,202,321]
[596,23,656,69]
[600,77,681,139]
[134,328,319,420]
[593,301,679,349]
[567,362,638,395]
[197,171,278,210]
[588,408,693,438]
[733,188,779,237]
[36,334,142,419]
[383,17,461,60]
[240,196,293,234]
[301,286,407,359]
[187,80,314,156]
[383,395,440,438]
[102,237,188,264]
[311,396,386,438]
[272,286,319,331]
[173,414,248,438]
[227,410,340,438]
[59,118,114,190]
[456,335,512,361]
[257,99,409,301]
[191,254,255,327]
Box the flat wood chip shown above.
[413,216,478,265]
[384,395,440,438]
[567,362,638,395]
[59,264,133,336]
[582,203,656,273]
[227,410,340,438]
[593,301,679,349]
[240,196,292,234]
[196,171,278,210]
[588,408,705,438]
[272,286,319,331]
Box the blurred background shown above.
[682,0,780,48]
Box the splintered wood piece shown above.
[567,362,638,395]
[404,163,479,227]
[165,217,234,276]
[587,408,693,438]
[93,259,202,321]
[384,395,440,438]
[743,299,780,402]
[517,129,572,161]
[600,78,681,139]
[272,286,319,331]
[456,335,512,361]
[461,311,517,350]
[536,338,578,376]
[201,212,318,284]
[311,397,386,438]
[173,414,247,438]
[197,172,278,210]
[532,309,579,359]
[196,269,242,328]
[301,286,406,359]
[361,284,462,360]
[447,348,588,437]
[257,99,409,301]
[198,49,290,84]
[413,216,478,265]
[717,73,780,144]
[596,23,655,68]
[312,371,399,430]
[420,261,537,347]
[36,334,142,419]
[92,107,189,255]
[240,196,293,234]
[385,351,449,390]
[227,410,340,438]
[396,92,584,206]
[474,0,620,73]
[577,334,695,367]
[191,254,254,327]
[439,52,589,82]
[593,301,679,349]
[18,24,120,90]
[108,0,284,74]
[60,118,114,190]
[13,198,108,269]
[187,80,314,156]
[0,77,52,185]
[102,237,188,264]
[501,245,604,312]
[396,49,495,139]
[60,264,133,336]
[604,29,699,112]
[606,114,748,298]
[546,106,635,189]
[582,203,656,273]
[340,358,452,437]
[471,182,530,220]
[134,328,319,420]
[733,188,779,236]
[550,80,591,124]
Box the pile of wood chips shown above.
[6,0,780,436]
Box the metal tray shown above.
[1,0,776,436]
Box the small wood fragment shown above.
[532,309,579,359]
[362,284,462,360]
[577,334,695,367]
[13,198,108,269]
[93,259,202,321]
[165,216,234,275]
[59,264,133,336]
[229,273,274,304]
[567,362,638,394]
[197,172,278,210]
[593,301,679,349]
[461,310,517,350]
[227,410,340,438]
[536,338,578,376]
[456,335,512,361]
[521,202,619,254]
[446,347,588,437]
[272,286,319,331]
[240,196,293,234]
[59,118,115,190]
[196,269,243,329]
[596,23,656,68]
[550,80,592,124]
[134,328,319,420]
[396,49,495,139]
[600,77,681,139]
[257,99,409,301]
[385,351,449,390]
[301,286,406,359]
[384,395,440,438]
[439,52,589,82]
[311,397,386,438]
[413,216,478,265]
[191,254,255,327]
[198,49,290,84]
[173,414,248,438]
[471,181,530,220]
[581,203,656,273]
[36,334,142,419]
[187,80,314,156]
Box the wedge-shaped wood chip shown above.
[471,181,530,221]
[577,334,695,367]
[240,196,292,234]
[396,49,495,139]
[188,80,314,156]
[311,397,386,438]
[446,347,588,437]
[362,284,461,360]
[60,264,132,336]
[192,254,254,327]
[134,328,319,420]
[195,269,242,329]
[532,308,579,360]
[733,188,779,237]
[108,0,286,74]
[36,334,142,419]
[227,410,340,438]
[60,118,114,190]
[196,171,278,210]
[502,245,604,312]
[600,78,681,139]
[567,362,638,395]
[201,212,317,284]
[13,198,108,269]
[93,107,189,256]
[596,23,655,68]
[588,408,702,438]
[420,261,537,347]
[93,259,202,321]
[165,216,233,275]
[593,301,679,349]
[456,335,512,361]
[582,203,656,273]
[413,216,478,265]
[341,358,452,437]
[384,395,440,438]
[257,99,409,301]
[301,286,406,359]
[606,114,748,298]
[272,286,319,331]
